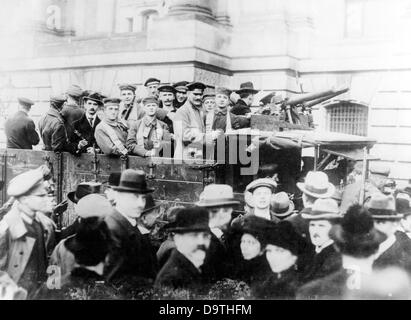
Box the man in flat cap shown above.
[94,98,128,156]
[246,178,279,222]
[61,85,86,143]
[157,84,177,133]
[231,82,259,116]
[144,78,161,98]
[0,166,56,298]
[173,82,215,160]
[71,92,104,153]
[5,97,40,150]
[173,81,189,109]
[126,96,171,157]
[118,84,145,128]
[39,95,86,154]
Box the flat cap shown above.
[75,194,113,219]
[246,178,277,193]
[202,88,216,101]
[103,98,121,106]
[17,97,35,107]
[144,78,161,87]
[50,95,67,104]
[369,163,390,177]
[187,82,206,91]
[118,84,137,92]
[66,84,84,98]
[173,81,189,93]
[215,87,232,97]
[7,166,49,197]
[157,84,176,93]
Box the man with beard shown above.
[61,85,85,142]
[155,206,211,291]
[105,170,158,282]
[144,78,161,98]
[157,84,177,133]
[72,92,103,153]
[173,81,188,109]
[197,184,240,283]
[231,82,259,116]
[301,198,342,283]
[0,166,55,299]
[118,84,144,127]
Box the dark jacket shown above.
[71,113,101,150]
[234,254,271,285]
[302,244,342,283]
[60,103,85,142]
[154,249,204,291]
[38,108,79,154]
[253,267,302,299]
[231,99,251,116]
[5,111,40,149]
[104,209,158,282]
[211,111,250,132]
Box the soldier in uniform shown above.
[173,81,189,109]
[38,95,87,154]
[0,166,55,298]
[5,97,40,150]
[126,96,171,157]
[118,84,144,128]
[144,78,161,98]
[61,85,85,142]
[231,82,259,116]
[94,98,128,156]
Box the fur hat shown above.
[265,221,306,256]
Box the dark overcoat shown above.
[71,113,101,150]
[231,99,251,116]
[4,111,40,149]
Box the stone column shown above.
[168,0,215,20]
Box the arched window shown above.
[325,101,368,136]
[141,9,159,32]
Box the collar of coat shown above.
[215,109,228,116]
[48,107,63,119]
[1,203,41,240]
[143,116,157,128]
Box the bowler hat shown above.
[66,84,84,98]
[141,194,162,216]
[246,178,277,193]
[118,84,137,92]
[75,194,113,219]
[396,193,411,217]
[157,84,176,93]
[265,221,306,256]
[67,182,102,204]
[271,192,295,218]
[142,96,160,106]
[144,78,161,87]
[366,193,402,220]
[164,206,210,233]
[17,97,35,107]
[297,171,336,199]
[173,81,189,93]
[186,82,206,91]
[83,92,103,106]
[197,184,240,208]
[112,169,154,194]
[235,82,259,95]
[302,198,341,220]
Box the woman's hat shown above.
[297,171,336,199]
[236,215,276,246]
[197,184,240,208]
[264,221,306,256]
[112,169,154,194]
[271,192,295,218]
[301,198,341,220]
[67,182,102,204]
[366,193,403,220]
[163,206,210,234]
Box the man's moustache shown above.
[195,245,208,252]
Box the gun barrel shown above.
[303,88,349,109]
[286,87,349,106]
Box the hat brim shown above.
[111,186,154,194]
[83,97,103,105]
[297,182,336,199]
[301,212,341,220]
[164,225,210,233]
[196,199,240,208]
[272,201,295,218]
[248,184,276,193]
[236,89,259,95]
[369,208,403,220]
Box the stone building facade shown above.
[0,0,410,184]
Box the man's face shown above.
[188,89,204,107]
[176,91,187,103]
[240,233,262,260]
[244,94,255,107]
[374,220,399,237]
[174,231,211,267]
[252,187,272,210]
[104,105,119,121]
[147,83,159,97]
[85,100,98,116]
[120,90,135,105]
[20,187,55,215]
[144,102,158,117]
[104,187,116,205]
[203,98,216,113]
[159,92,174,107]
[115,192,146,219]
[215,94,229,110]
[309,220,333,247]
[209,206,233,230]
[265,244,297,273]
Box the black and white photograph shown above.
[0,0,411,305]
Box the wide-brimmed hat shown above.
[235,82,259,95]
[396,193,411,217]
[163,206,210,233]
[83,92,104,106]
[302,198,341,220]
[265,221,306,256]
[246,178,277,193]
[141,194,162,216]
[271,192,295,217]
[197,184,240,208]
[331,204,386,254]
[297,171,336,199]
[366,193,403,220]
[112,169,154,194]
[67,182,102,204]
[75,194,113,219]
